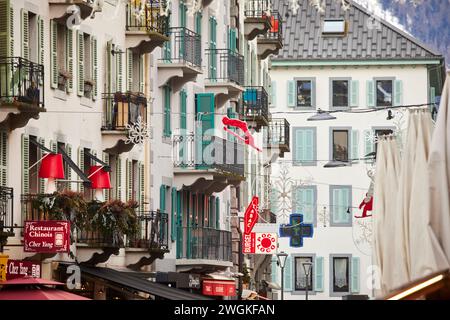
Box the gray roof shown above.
[273,0,443,61]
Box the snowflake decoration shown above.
[270,164,302,221]
[187,0,202,16]
[289,0,300,15]
[353,218,373,256]
[125,116,151,145]
[364,130,379,145]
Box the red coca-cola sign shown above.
[24,221,70,253]
[7,260,41,280]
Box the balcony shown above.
[48,0,97,22]
[257,12,283,59]
[125,0,170,55]
[101,92,147,155]
[244,0,272,41]
[172,134,245,194]
[239,86,270,132]
[176,227,233,271]
[157,27,202,93]
[0,57,45,131]
[0,187,14,250]
[264,118,290,158]
[205,49,245,108]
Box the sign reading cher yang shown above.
[24,221,70,253]
[7,260,41,280]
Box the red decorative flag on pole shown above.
[244,196,259,235]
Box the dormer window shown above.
[322,19,347,36]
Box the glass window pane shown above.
[376,80,393,107]
[333,257,349,292]
[295,257,313,291]
[332,80,349,107]
[323,20,346,34]
[297,81,312,107]
[333,130,348,161]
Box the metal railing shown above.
[160,27,202,68]
[259,11,283,43]
[0,187,14,234]
[127,211,169,251]
[244,0,271,18]
[102,92,147,131]
[240,86,269,121]
[173,134,245,177]
[21,193,53,224]
[266,118,290,148]
[206,49,244,85]
[126,0,170,36]
[0,57,45,108]
[178,227,232,262]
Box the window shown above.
[163,86,171,137]
[376,80,393,107]
[294,256,314,291]
[332,129,349,162]
[293,127,316,166]
[323,19,346,35]
[131,160,139,201]
[330,186,352,226]
[297,80,312,107]
[293,186,316,225]
[375,129,393,154]
[331,79,349,108]
[331,256,350,293]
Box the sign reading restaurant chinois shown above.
[24,221,71,253]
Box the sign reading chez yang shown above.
[24,221,70,253]
[7,260,41,280]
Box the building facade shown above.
[268,0,446,300]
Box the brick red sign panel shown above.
[243,233,256,254]
[202,280,236,297]
[7,260,41,280]
[244,196,259,234]
[24,221,70,253]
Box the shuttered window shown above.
[284,256,293,291]
[0,0,14,58]
[37,16,44,66]
[21,9,29,60]
[77,31,85,96]
[293,186,316,224]
[293,127,316,166]
[270,80,277,107]
[126,159,132,201]
[351,257,360,293]
[21,134,30,194]
[180,89,187,131]
[294,256,313,292]
[171,187,177,241]
[366,80,375,107]
[102,152,110,201]
[351,130,360,163]
[163,86,171,137]
[209,16,217,80]
[115,155,122,200]
[314,256,324,292]
[77,147,84,193]
[138,162,145,209]
[91,36,98,100]
[330,186,352,226]
[0,131,8,187]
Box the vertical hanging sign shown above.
[243,196,259,254]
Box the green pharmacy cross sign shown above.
[279,214,314,247]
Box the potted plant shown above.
[58,69,71,91]
[84,78,95,98]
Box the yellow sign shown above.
[0,255,8,281]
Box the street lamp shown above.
[302,262,313,301]
[276,251,288,300]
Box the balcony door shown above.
[195,93,215,169]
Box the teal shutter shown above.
[364,129,374,162]
[228,28,237,52]
[163,86,171,137]
[176,191,183,258]
[76,31,84,96]
[314,256,324,292]
[287,80,295,107]
[215,197,220,229]
[195,12,202,35]
[195,93,215,167]
[332,188,350,224]
[21,9,29,60]
[180,90,187,131]
[50,20,58,89]
[430,86,436,105]
[171,187,177,241]
[270,80,277,107]
[209,17,217,79]
[160,185,166,213]
[294,129,303,165]
[305,129,314,162]
[21,134,29,194]
[303,188,314,224]
[271,256,279,284]
[116,45,124,93]
[284,256,292,291]
[351,257,360,293]
[0,131,7,187]
[367,80,375,107]
[311,80,316,108]
[351,130,359,162]
[350,80,359,107]
[394,80,403,106]
[294,128,314,165]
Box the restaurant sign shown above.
[6,260,41,280]
[24,221,71,253]
[202,280,236,297]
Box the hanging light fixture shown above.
[307,109,337,121]
[323,160,350,168]
[38,154,65,179]
[88,166,112,189]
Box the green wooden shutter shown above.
[215,197,220,229]
[126,159,132,201]
[364,129,374,162]
[77,31,84,96]
[180,89,187,131]
[50,20,58,89]
[139,54,144,93]
[38,138,46,193]
[304,188,314,224]
[228,28,237,52]
[37,16,44,66]
[351,130,359,162]
[91,36,98,100]
[284,256,292,291]
[21,9,29,60]
[117,46,124,93]
[294,129,303,164]
[209,17,217,80]
[195,93,215,166]
[270,81,277,107]
[126,49,133,91]
[332,189,341,223]
[8,3,13,57]
[103,152,110,201]
[305,129,314,162]
[430,87,436,105]
[66,27,74,92]
[350,80,359,107]
[66,144,72,191]
[271,256,279,284]
[0,131,7,187]
[351,257,360,293]
[160,184,166,212]
[21,134,29,194]
[394,80,403,106]
[78,147,84,193]
[116,156,122,200]
[366,80,375,107]
[287,80,295,107]
[0,0,12,58]
[314,256,324,292]
[163,86,171,137]
[171,187,177,241]
[195,12,202,35]
[138,162,145,209]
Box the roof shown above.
[80,266,212,300]
[273,0,443,61]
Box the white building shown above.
[268,0,446,300]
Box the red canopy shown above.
[0,288,90,300]
[1,277,63,286]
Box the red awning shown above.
[0,288,90,300]
[0,277,63,286]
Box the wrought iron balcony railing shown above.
[0,187,14,236]
[177,226,232,262]
[126,0,170,36]
[240,86,269,121]
[173,134,245,177]
[127,211,169,251]
[0,57,45,108]
[244,0,271,18]
[160,27,202,68]
[101,92,147,131]
[206,49,244,86]
[258,11,283,44]
[266,118,290,149]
